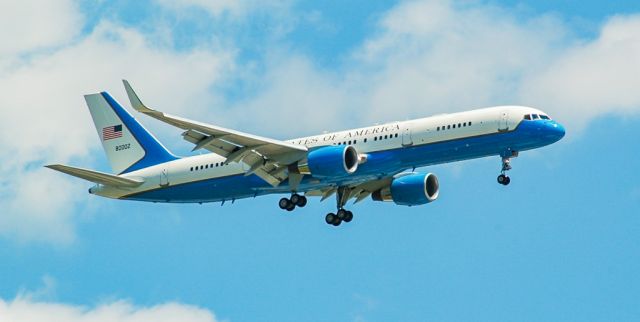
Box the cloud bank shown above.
[0,4,228,244]
[0,298,219,322]
[1,0,640,244]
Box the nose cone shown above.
[545,121,565,142]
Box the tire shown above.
[504,176,511,185]
[497,174,506,184]
[286,203,295,211]
[290,194,300,205]
[332,218,342,226]
[325,213,336,224]
[279,197,290,209]
[337,209,347,219]
[343,211,353,223]
[296,195,307,207]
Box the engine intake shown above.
[295,145,359,177]
[372,172,439,206]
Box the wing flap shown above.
[46,164,144,187]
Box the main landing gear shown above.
[325,209,353,226]
[324,186,354,227]
[279,193,307,211]
[497,152,517,186]
[276,187,355,227]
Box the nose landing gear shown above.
[497,151,517,186]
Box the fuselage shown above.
[90,105,565,203]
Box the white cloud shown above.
[0,0,82,56]
[521,14,640,131]
[0,298,219,322]
[226,55,356,137]
[351,0,569,122]
[0,9,230,244]
[155,0,292,19]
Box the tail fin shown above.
[85,92,178,174]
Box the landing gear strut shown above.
[497,151,517,186]
[324,186,354,226]
[278,193,307,212]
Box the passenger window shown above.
[364,138,367,143]
[469,121,472,126]
[437,126,440,131]
[458,123,461,128]
[395,133,398,138]
[374,137,377,141]
[190,167,193,171]
[447,125,450,129]
[453,124,456,129]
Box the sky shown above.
[1,0,639,321]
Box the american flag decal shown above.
[103,124,123,141]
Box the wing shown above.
[123,80,308,186]
[46,164,144,187]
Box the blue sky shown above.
[1,1,639,321]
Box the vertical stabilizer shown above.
[85,92,178,174]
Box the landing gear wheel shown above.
[336,209,347,220]
[290,194,301,205]
[325,213,337,225]
[343,211,353,223]
[295,195,307,207]
[497,174,510,185]
[279,197,291,210]
[332,218,342,226]
[285,202,296,211]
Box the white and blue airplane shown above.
[47,80,565,226]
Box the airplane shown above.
[47,80,565,227]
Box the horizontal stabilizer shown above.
[46,164,144,187]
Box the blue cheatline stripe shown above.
[101,92,179,174]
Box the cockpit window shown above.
[540,115,550,120]
[524,114,531,120]
[532,114,539,120]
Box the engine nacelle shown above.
[295,145,359,177]
[372,172,440,206]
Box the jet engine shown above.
[372,172,439,206]
[294,145,359,177]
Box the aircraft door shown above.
[498,111,509,132]
[402,125,413,146]
[160,168,169,187]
